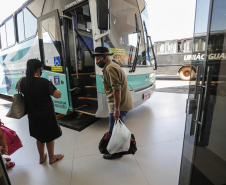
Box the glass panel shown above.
[5,17,15,47]
[24,8,37,38]
[0,25,7,49]
[103,0,145,66]
[76,4,92,32]
[148,37,156,68]
[17,11,25,42]
[41,16,62,67]
[194,0,210,34]
[189,0,226,184]
[179,0,211,184]
[141,6,151,66]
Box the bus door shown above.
[37,9,70,115]
[62,2,97,116]
[179,0,226,184]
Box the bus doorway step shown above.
[57,111,99,131]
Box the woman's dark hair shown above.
[26,59,42,97]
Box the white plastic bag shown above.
[107,120,131,154]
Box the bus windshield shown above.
[103,0,146,66]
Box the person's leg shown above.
[119,111,128,123]
[46,140,64,164]
[36,140,47,164]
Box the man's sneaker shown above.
[103,153,123,159]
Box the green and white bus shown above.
[0,0,157,117]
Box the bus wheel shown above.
[179,67,195,81]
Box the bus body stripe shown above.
[2,54,7,61]
[10,47,31,62]
[96,74,155,93]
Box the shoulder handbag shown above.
[6,77,26,119]
[0,121,23,155]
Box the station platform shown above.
[0,84,187,185]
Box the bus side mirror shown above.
[97,0,109,30]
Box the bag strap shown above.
[17,77,25,94]
[114,120,123,126]
[118,120,123,125]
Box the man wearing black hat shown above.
[92,47,134,159]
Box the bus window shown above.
[24,8,37,39]
[193,37,206,52]
[183,39,193,53]
[178,40,182,52]
[76,4,92,32]
[5,17,15,47]
[41,16,62,68]
[0,18,16,49]
[165,41,177,54]
[165,42,169,54]
[17,11,25,42]
[157,42,165,54]
[103,0,146,66]
[17,8,37,42]
[0,25,7,49]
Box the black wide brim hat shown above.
[91,46,114,57]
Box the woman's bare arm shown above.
[53,89,61,99]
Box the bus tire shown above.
[179,66,195,81]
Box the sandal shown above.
[39,153,47,164]
[5,162,15,170]
[4,158,11,162]
[49,154,64,164]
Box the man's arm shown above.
[113,90,121,120]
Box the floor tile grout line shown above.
[73,153,100,159]
[138,138,184,149]
[133,155,149,185]
[70,132,78,185]
[127,113,186,123]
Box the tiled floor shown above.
[0,89,187,185]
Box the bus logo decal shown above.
[184,53,226,61]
